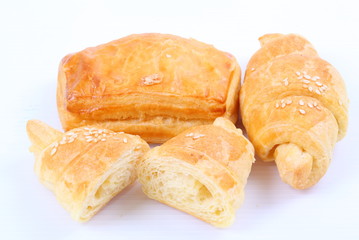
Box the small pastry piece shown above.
[137,117,255,227]
[240,33,349,189]
[57,33,241,143]
[26,120,150,221]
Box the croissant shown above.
[137,117,255,227]
[26,120,150,221]
[240,33,349,189]
[57,33,241,143]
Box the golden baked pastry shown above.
[240,33,349,189]
[57,33,241,143]
[26,120,150,221]
[137,117,255,227]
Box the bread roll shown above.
[240,33,349,189]
[57,33,241,143]
[26,120,150,221]
[137,117,255,227]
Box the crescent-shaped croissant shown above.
[240,34,348,189]
[26,120,150,221]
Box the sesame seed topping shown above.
[275,102,280,108]
[315,89,321,95]
[282,78,289,86]
[297,75,303,80]
[86,139,93,142]
[142,73,162,86]
[315,82,323,86]
[281,99,285,103]
[101,138,106,141]
[94,139,98,143]
[316,106,321,111]
[193,134,205,140]
[313,102,318,107]
[281,103,286,108]
[123,138,128,143]
[251,68,256,71]
[296,71,301,76]
[299,109,306,115]
[312,76,320,80]
[303,71,307,75]
[287,99,293,104]
[59,140,66,145]
[302,80,310,84]
[304,74,311,80]
[50,148,57,156]
[135,146,141,150]
[299,100,304,106]
[166,54,172,58]
[308,103,313,108]
[68,138,74,143]
[308,86,313,92]
[186,133,194,137]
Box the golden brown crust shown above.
[137,117,255,227]
[240,33,348,189]
[26,120,150,221]
[57,33,241,143]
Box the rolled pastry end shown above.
[274,143,313,189]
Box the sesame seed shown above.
[282,78,289,86]
[299,109,306,115]
[297,76,303,80]
[101,138,106,141]
[86,139,92,142]
[142,73,162,86]
[123,138,128,143]
[315,89,321,95]
[316,106,321,111]
[299,100,304,106]
[85,136,92,139]
[303,71,307,75]
[94,139,98,143]
[68,138,74,143]
[186,133,194,137]
[287,99,292,104]
[166,54,172,58]
[313,102,318,107]
[84,127,90,130]
[312,76,320,80]
[53,142,59,148]
[251,68,256,71]
[281,103,286,108]
[296,71,301,76]
[193,134,205,139]
[135,146,141,150]
[59,140,66,145]
[281,99,285,103]
[302,80,310,84]
[308,103,313,108]
[308,86,313,92]
[275,102,280,108]
[50,148,57,156]
[94,133,99,137]
[304,74,311,79]
[315,82,323,86]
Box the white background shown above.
[1,0,358,239]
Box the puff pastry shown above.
[137,117,255,227]
[57,33,241,143]
[240,33,349,189]
[26,120,150,221]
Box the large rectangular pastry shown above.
[57,33,241,143]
